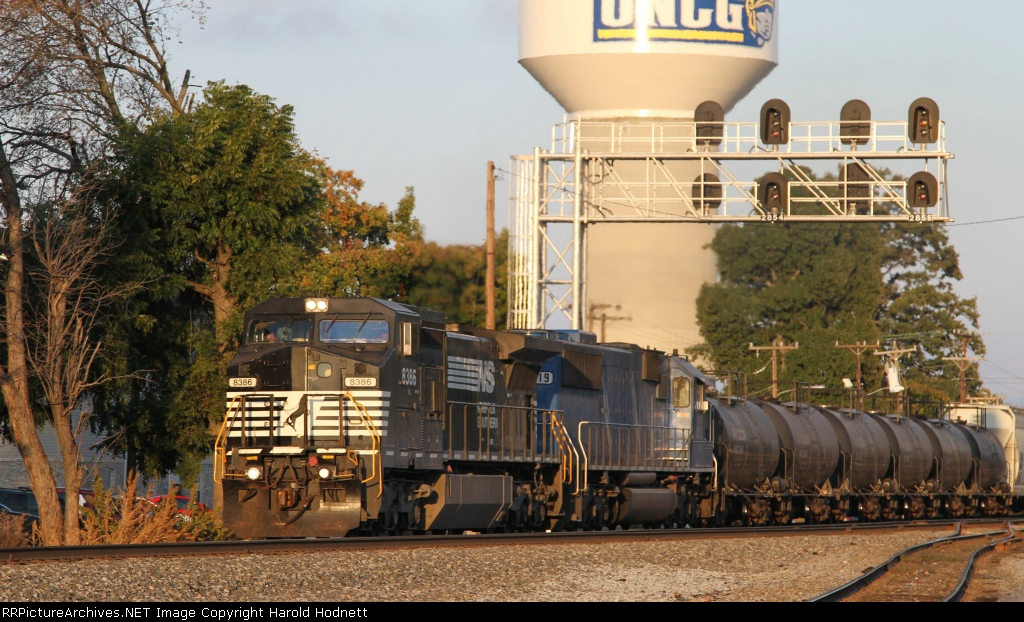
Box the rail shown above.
[807,522,1016,602]
[945,527,1022,602]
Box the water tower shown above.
[510,0,779,352]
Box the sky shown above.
[170,0,1024,405]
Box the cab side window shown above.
[672,377,691,409]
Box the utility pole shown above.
[749,337,799,398]
[587,303,631,343]
[943,332,981,403]
[485,161,496,329]
[835,341,879,390]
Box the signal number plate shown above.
[229,377,257,388]
[345,377,377,388]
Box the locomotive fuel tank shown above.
[871,415,934,490]
[910,419,973,492]
[952,424,1008,490]
[712,400,780,490]
[817,408,889,491]
[757,402,840,492]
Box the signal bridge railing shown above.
[552,119,948,158]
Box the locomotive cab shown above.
[220,297,442,538]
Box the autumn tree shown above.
[24,194,139,544]
[297,169,422,299]
[405,229,510,328]
[0,0,202,544]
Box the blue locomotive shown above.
[217,297,1020,538]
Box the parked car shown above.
[0,487,95,517]
[149,495,207,520]
[0,501,38,531]
[0,488,39,515]
[56,488,96,512]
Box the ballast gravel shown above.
[0,529,965,602]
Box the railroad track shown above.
[0,519,1006,565]
[808,521,1024,602]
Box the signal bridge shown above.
[507,99,951,330]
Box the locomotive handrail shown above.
[342,392,382,495]
[215,395,248,484]
[576,421,695,491]
[546,413,579,491]
[445,402,564,465]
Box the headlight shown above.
[304,298,328,312]
[245,466,263,481]
[318,467,333,479]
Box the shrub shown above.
[0,512,31,548]
[79,471,234,544]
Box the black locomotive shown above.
[218,297,1020,538]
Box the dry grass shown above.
[79,471,234,545]
[0,512,32,548]
[0,472,235,548]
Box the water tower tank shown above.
[516,0,779,352]
[520,0,779,118]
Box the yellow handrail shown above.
[548,413,578,488]
[342,392,383,498]
[214,395,248,483]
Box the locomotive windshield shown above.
[248,318,311,344]
[319,318,389,344]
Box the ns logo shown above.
[594,0,775,47]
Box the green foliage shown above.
[879,213,984,401]
[405,229,509,328]
[91,82,329,476]
[144,81,324,323]
[695,168,983,402]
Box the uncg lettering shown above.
[598,0,745,31]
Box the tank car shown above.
[217,296,1020,538]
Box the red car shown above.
[149,495,207,517]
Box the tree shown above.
[879,213,985,401]
[297,170,422,300]
[0,0,202,544]
[695,168,983,403]
[24,193,139,545]
[130,81,324,352]
[405,229,510,328]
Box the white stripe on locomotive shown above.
[224,390,390,439]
